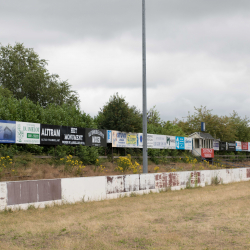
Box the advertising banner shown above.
[85,129,106,147]
[61,126,85,145]
[153,134,166,149]
[16,122,40,144]
[137,133,154,148]
[112,131,127,148]
[227,142,236,151]
[185,137,193,150]
[0,120,16,143]
[165,135,176,149]
[40,124,61,145]
[126,133,137,148]
[201,148,214,158]
[176,136,185,150]
[107,130,112,143]
[213,141,219,151]
[248,142,250,152]
[235,141,242,151]
[241,142,248,151]
[219,141,227,151]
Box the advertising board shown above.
[40,124,61,145]
[0,120,16,143]
[112,131,127,148]
[126,133,137,148]
[227,142,236,151]
[153,134,166,149]
[165,135,176,149]
[137,133,154,148]
[16,122,40,144]
[107,130,112,143]
[235,141,242,151]
[219,141,227,151]
[85,129,106,147]
[241,142,248,151]
[61,126,85,145]
[201,148,214,158]
[213,141,219,151]
[185,137,193,150]
[176,136,185,150]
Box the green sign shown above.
[27,133,39,139]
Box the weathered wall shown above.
[0,168,250,211]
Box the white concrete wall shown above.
[1,167,250,211]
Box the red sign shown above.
[242,142,248,151]
[201,148,214,158]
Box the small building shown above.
[188,132,215,156]
[4,126,12,140]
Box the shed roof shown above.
[189,132,215,140]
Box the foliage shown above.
[60,155,85,176]
[96,93,142,132]
[0,43,79,108]
[116,154,141,174]
[175,106,250,142]
[76,145,99,165]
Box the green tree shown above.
[95,93,142,132]
[0,43,79,107]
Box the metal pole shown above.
[142,0,148,173]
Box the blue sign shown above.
[201,122,205,132]
[176,136,185,150]
[0,120,16,143]
[107,130,112,143]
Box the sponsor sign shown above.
[241,142,248,151]
[227,142,236,151]
[0,120,16,143]
[165,135,176,149]
[176,136,185,150]
[137,133,154,148]
[40,124,61,145]
[213,141,219,151]
[219,141,227,151]
[61,126,85,145]
[112,131,127,147]
[16,122,40,144]
[126,133,137,148]
[201,148,214,158]
[153,134,166,149]
[248,142,250,152]
[185,137,193,150]
[235,141,242,151]
[86,128,106,147]
[107,130,112,143]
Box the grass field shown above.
[1,181,250,249]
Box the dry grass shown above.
[1,157,250,182]
[1,181,250,249]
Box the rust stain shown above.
[169,173,179,187]
[247,169,250,178]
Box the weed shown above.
[130,192,137,197]
[211,175,221,185]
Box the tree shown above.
[175,106,250,142]
[95,93,142,132]
[0,43,79,107]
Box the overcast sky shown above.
[1,0,250,122]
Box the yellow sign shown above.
[126,134,137,145]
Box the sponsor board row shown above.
[0,120,106,146]
[108,130,193,150]
[213,141,250,152]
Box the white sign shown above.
[185,137,193,150]
[235,141,242,151]
[112,131,127,148]
[16,121,40,144]
[165,135,176,149]
[153,134,166,148]
[248,142,250,152]
[137,133,154,148]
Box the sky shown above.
[1,0,250,122]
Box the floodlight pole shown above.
[142,0,148,173]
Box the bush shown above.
[76,145,99,165]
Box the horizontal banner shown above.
[0,120,16,143]
[85,128,106,147]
